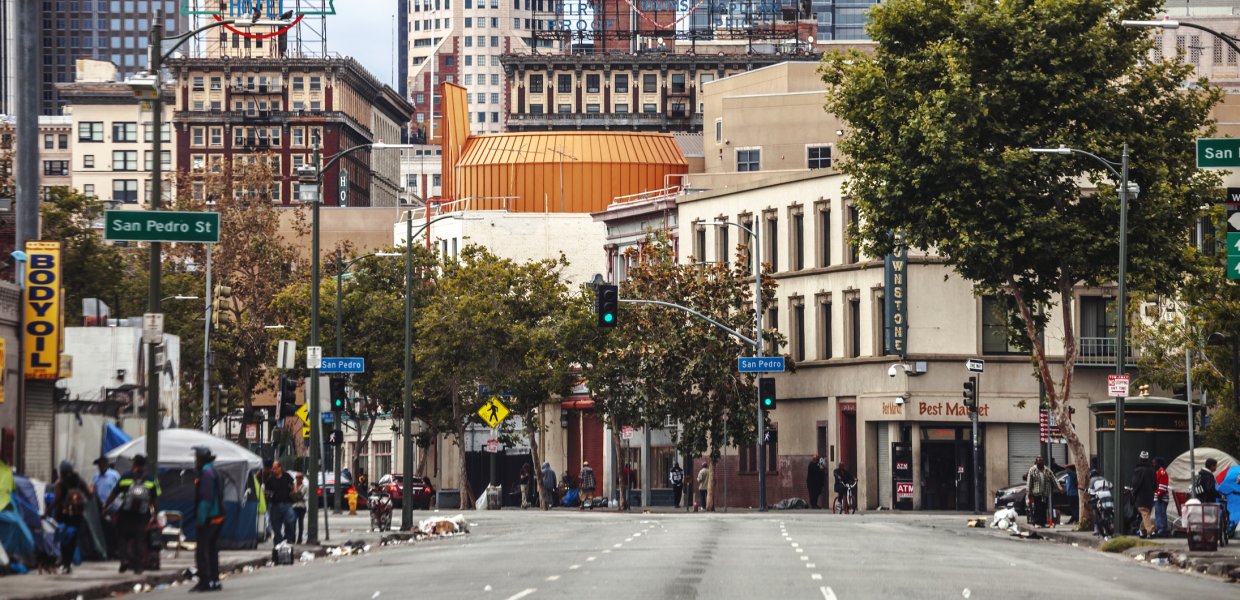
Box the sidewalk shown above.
[0,513,417,600]
[1023,523,1240,582]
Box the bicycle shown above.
[833,482,857,514]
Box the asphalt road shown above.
[155,511,1237,599]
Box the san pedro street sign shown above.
[1197,138,1240,168]
[105,210,220,243]
[738,356,786,373]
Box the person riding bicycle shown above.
[833,463,856,511]
[1087,469,1115,537]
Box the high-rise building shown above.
[36,1,190,115]
[0,0,15,115]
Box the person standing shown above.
[1063,464,1079,525]
[48,460,90,573]
[1130,451,1157,538]
[1025,457,1060,528]
[1087,469,1115,536]
[540,462,557,509]
[264,462,296,546]
[292,473,308,544]
[91,456,121,559]
[107,454,159,574]
[697,463,709,512]
[669,463,685,508]
[578,461,596,510]
[806,456,825,509]
[1153,457,1170,537]
[192,446,224,592]
[518,463,533,509]
[1195,458,1222,503]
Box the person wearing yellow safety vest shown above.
[106,454,160,574]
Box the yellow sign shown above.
[24,241,62,380]
[295,403,309,426]
[302,424,311,439]
[477,397,509,429]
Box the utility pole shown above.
[144,13,166,468]
[13,0,41,475]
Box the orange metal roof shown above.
[457,131,687,168]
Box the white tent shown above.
[1167,447,1236,492]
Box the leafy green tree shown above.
[822,0,1221,525]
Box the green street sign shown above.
[1229,232,1240,255]
[1228,253,1240,281]
[1197,138,1240,168]
[104,210,220,243]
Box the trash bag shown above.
[772,498,809,510]
[562,488,580,507]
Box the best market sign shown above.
[182,0,336,39]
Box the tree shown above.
[822,0,1221,527]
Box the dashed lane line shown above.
[820,586,838,600]
[545,575,560,582]
[505,589,537,600]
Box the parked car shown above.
[291,471,366,509]
[993,471,1075,515]
[376,473,435,509]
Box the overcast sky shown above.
[321,0,400,90]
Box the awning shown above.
[561,395,595,411]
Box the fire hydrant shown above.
[346,487,359,515]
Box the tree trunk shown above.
[526,411,548,511]
[1008,277,1093,531]
[453,384,475,509]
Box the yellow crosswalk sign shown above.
[477,397,509,429]
[302,424,311,439]
[295,403,309,426]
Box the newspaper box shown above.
[1183,501,1222,552]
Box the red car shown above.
[377,473,435,509]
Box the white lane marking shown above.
[796,548,804,553]
[625,538,634,542]
[806,564,816,569]
[634,532,642,537]
[586,556,596,562]
[800,556,809,561]
[820,586,838,600]
[614,543,623,548]
[545,575,560,582]
[569,564,580,570]
[812,574,822,581]
[506,589,537,600]
[602,550,611,554]
[791,542,799,548]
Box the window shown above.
[642,73,657,91]
[816,202,831,268]
[872,288,887,356]
[112,122,137,142]
[58,134,68,149]
[43,134,53,150]
[791,298,806,362]
[292,127,305,147]
[1080,296,1118,358]
[209,127,223,147]
[112,179,138,203]
[738,213,754,275]
[557,104,571,113]
[790,208,804,271]
[191,154,206,171]
[808,145,832,169]
[818,294,833,359]
[671,73,685,93]
[491,93,499,104]
[642,103,657,113]
[557,74,572,93]
[693,223,706,263]
[491,74,500,86]
[845,203,859,264]
[714,119,722,144]
[982,295,1023,354]
[530,104,544,114]
[293,76,304,92]
[143,123,170,143]
[112,150,138,171]
[529,74,543,93]
[671,102,686,117]
[192,76,204,91]
[847,294,861,358]
[83,184,95,196]
[586,74,600,93]
[42,160,68,176]
[764,211,778,272]
[614,104,629,113]
[310,76,322,92]
[737,148,760,172]
[372,441,392,480]
[615,73,629,93]
[83,155,95,168]
[715,225,730,266]
[78,121,103,142]
[210,76,222,90]
[586,103,600,113]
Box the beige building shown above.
[58,60,175,209]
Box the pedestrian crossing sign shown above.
[477,397,510,429]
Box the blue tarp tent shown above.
[102,423,131,456]
[106,429,262,549]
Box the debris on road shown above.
[418,514,470,536]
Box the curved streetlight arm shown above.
[621,298,757,347]
[1123,20,1240,60]
[157,19,237,62]
[1031,146,1122,180]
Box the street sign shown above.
[277,340,296,370]
[1227,188,1240,203]
[1107,374,1131,398]
[1229,205,1240,281]
[1197,138,1240,168]
[104,210,221,243]
[245,423,257,441]
[477,397,510,428]
[965,358,985,373]
[339,171,348,205]
[1228,208,1240,232]
[485,439,499,453]
[321,357,365,374]
[306,346,322,369]
[142,312,164,344]
[737,356,786,373]
[295,403,309,426]
[302,424,311,439]
[621,426,635,440]
[896,481,914,500]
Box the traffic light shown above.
[278,374,297,418]
[963,376,977,412]
[759,377,777,411]
[330,377,347,412]
[328,429,343,446]
[211,285,232,328]
[596,283,618,328]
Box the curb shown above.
[1028,528,1240,583]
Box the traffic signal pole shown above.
[971,373,980,514]
[335,249,344,514]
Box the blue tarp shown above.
[10,476,56,558]
[1216,465,1240,532]
[102,423,131,456]
[0,509,34,560]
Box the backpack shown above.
[121,481,151,515]
[670,469,683,485]
[64,487,87,517]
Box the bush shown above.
[1099,536,1157,553]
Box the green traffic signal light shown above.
[759,377,776,410]
[597,284,618,328]
[603,312,614,323]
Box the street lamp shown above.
[160,295,199,302]
[331,251,400,510]
[129,8,292,470]
[705,219,766,512]
[1207,332,1240,413]
[1123,20,1240,57]
[400,211,477,530]
[297,141,420,544]
[1030,143,1140,532]
[263,325,287,330]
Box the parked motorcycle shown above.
[368,485,393,532]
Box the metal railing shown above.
[1077,336,1136,366]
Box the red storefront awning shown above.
[560,395,595,410]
